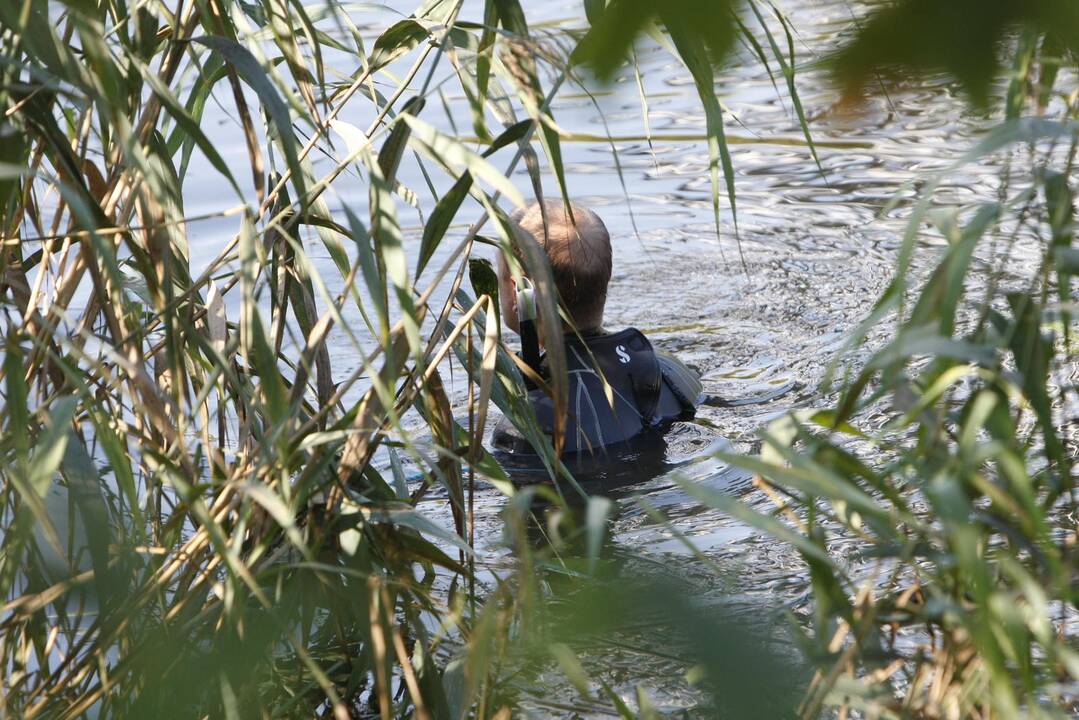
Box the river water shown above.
[172,0,1072,715]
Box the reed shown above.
[0,0,808,716]
[682,17,1079,718]
[2,0,1074,717]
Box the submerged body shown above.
[492,327,703,455]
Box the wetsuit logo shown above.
[615,345,631,364]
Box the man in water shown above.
[491,198,703,455]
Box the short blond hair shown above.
[505,198,612,328]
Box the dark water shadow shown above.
[493,420,736,497]
[493,422,811,718]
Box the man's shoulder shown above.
[654,350,703,410]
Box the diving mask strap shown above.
[516,277,542,383]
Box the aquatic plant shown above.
[0,0,576,714]
[682,18,1079,720]
[2,0,1074,717]
[0,0,809,716]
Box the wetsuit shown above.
[491,328,703,455]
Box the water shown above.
[172,0,1072,714]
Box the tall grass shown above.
[3,0,1074,717]
[0,0,809,717]
[681,20,1079,719]
[0,0,562,715]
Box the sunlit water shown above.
[165,0,1076,715]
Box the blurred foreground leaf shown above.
[573,0,744,80]
[829,0,1079,106]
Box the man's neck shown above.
[563,324,604,337]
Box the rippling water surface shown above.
[180,0,1064,715]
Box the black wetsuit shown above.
[491,328,702,455]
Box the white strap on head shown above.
[516,276,537,323]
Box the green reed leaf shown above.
[575,0,740,80]
[3,333,29,469]
[378,95,425,183]
[368,503,473,554]
[369,158,420,354]
[193,35,307,201]
[675,475,833,565]
[418,171,472,277]
[29,397,76,498]
[830,0,1079,108]
[341,203,388,337]
[368,19,430,71]
[667,20,740,250]
[133,56,244,199]
[403,115,526,208]
[239,214,288,425]
[61,430,117,608]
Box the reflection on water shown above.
[494,421,733,495]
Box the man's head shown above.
[497,198,612,333]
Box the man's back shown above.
[492,328,702,455]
